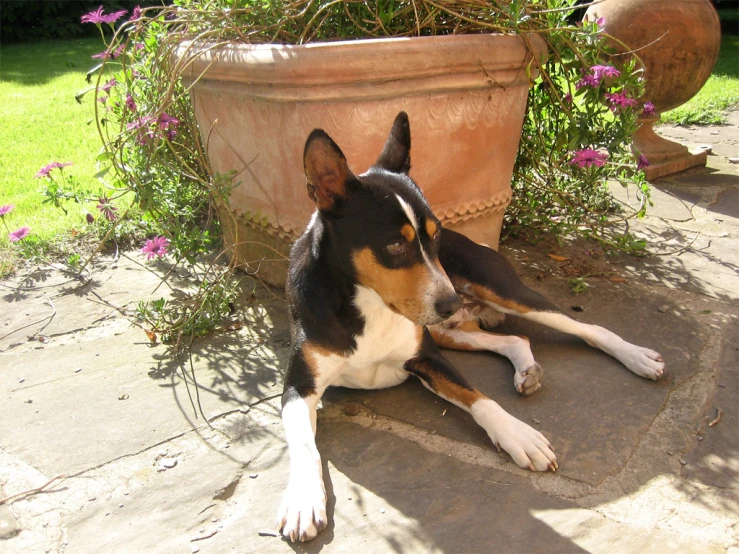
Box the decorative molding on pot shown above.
[177,35,546,103]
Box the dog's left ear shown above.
[304,129,356,216]
[375,111,411,174]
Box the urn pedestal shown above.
[176,34,546,285]
[586,0,721,181]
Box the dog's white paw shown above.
[620,345,665,380]
[276,477,328,542]
[472,400,557,472]
[514,363,543,396]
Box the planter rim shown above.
[176,32,547,87]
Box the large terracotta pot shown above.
[586,0,721,180]
[176,34,547,285]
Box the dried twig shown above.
[708,408,723,427]
[0,475,67,505]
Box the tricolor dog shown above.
[277,112,665,542]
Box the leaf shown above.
[93,167,111,180]
[145,329,158,342]
[96,151,114,162]
[547,254,569,262]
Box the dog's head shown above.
[303,111,461,326]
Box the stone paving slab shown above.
[1,119,738,553]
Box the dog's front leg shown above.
[405,331,557,472]
[277,386,327,542]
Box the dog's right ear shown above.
[303,129,355,216]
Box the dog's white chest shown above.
[319,286,418,390]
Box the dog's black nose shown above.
[435,295,462,320]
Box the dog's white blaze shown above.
[396,194,418,231]
[395,194,455,314]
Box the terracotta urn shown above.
[176,34,547,285]
[585,0,721,180]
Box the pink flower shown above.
[35,162,72,178]
[98,95,108,103]
[91,44,125,61]
[141,236,170,260]
[101,78,117,92]
[642,101,656,117]
[605,92,639,113]
[570,148,608,169]
[127,115,155,145]
[563,93,572,103]
[96,196,118,221]
[81,6,127,25]
[158,113,180,140]
[86,213,95,224]
[576,73,600,89]
[125,93,137,112]
[637,155,650,170]
[9,227,30,242]
[131,6,142,21]
[591,65,620,79]
[0,204,14,217]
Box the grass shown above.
[0,38,109,271]
[661,34,739,126]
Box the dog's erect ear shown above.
[304,129,356,215]
[375,111,411,174]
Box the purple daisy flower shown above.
[96,196,118,221]
[576,73,600,89]
[158,113,180,140]
[141,236,170,260]
[101,78,117,92]
[605,92,639,113]
[82,6,127,25]
[35,161,72,178]
[637,155,650,170]
[9,227,30,242]
[642,101,656,117]
[125,93,137,112]
[81,6,106,24]
[570,148,608,169]
[131,6,142,21]
[0,204,14,217]
[591,65,620,79]
[563,93,572,103]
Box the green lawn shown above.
[0,38,105,251]
[661,34,739,125]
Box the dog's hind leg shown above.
[440,228,665,380]
[429,321,543,395]
[406,330,556,471]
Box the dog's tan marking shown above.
[451,277,533,314]
[352,247,433,322]
[413,359,484,408]
[400,223,415,243]
[425,219,438,239]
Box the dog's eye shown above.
[386,241,404,255]
[433,229,441,241]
